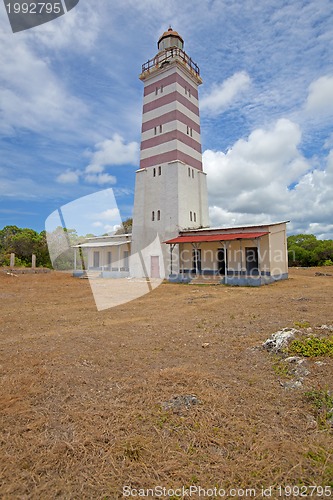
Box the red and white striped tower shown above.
[131,28,209,277]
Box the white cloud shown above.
[85,134,139,171]
[204,118,308,204]
[204,119,333,238]
[305,75,333,116]
[200,71,251,116]
[96,208,120,220]
[85,173,117,185]
[30,3,100,51]
[0,30,88,137]
[56,170,80,184]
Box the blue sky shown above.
[1,0,333,238]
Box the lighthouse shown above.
[131,27,210,278]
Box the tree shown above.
[115,218,132,235]
[288,234,333,267]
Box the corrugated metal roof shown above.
[164,232,268,244]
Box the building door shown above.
[123,251,129,271]
[192,249,202,274]
[217,248,227,275]
[107,251,112,270]
[246,247,259,274]
[93,251,100,268]
[150,256,160,278]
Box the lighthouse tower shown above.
[131,27,209,277]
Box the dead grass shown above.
[1,267,333,498]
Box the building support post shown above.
[74,248,77,271]
[224,243,228,285]
[240,240,243,277]
[257,238,261,282]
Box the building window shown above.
[190,211,193,222]
[187,126,189,135]
[190,128,193,137]
[194,212,197,222]
[158,166,161,175]
[188,87,191,97]
[154,126,157,135]
[155,87,158,95]
[159,124,163,133]
[152,211,155,221]
[192,169,194,178]
[160,85,164,93]
[153,167,156,177]
[188,167,191,177]
[157,210,160,221]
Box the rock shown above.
[202,342,210,348]
[263,328,298,353]
[161,394,200,412]
[280,380,303,390]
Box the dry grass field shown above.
[1,268,333,499]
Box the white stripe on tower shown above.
[139,56,203,171]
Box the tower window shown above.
[188,167,191,177]
[154,126,157,135]
[157,210,161,221]
[194,212,197,222]
[152,211,155,221]
[192,169,194,178]
[153,167,156,177]
[158,166,161,175]
[159,124,163,133]
[160,85,164,93]
[187,126,189,135]
[155,87,158,95]
[190,211,193,222]
[190,128,193,137]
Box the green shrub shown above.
[289,337,333,357]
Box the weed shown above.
[289,337,333,357]
[304,389,333,428]
[272,358,292,378]
[294,321,311,329]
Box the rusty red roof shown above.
[158,27,184,44]
[164,232,269,244]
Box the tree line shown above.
[0,225,332,268]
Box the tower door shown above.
[93,251,100,268]
[192,249,202,274]
[150,256,160,278]
[217,248,227,275]
[246,248,259,275]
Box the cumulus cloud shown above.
[200,71,251,116]
[85,134,139,172]
[85,173,117,185]
[56,170,80,184]
[204,119,333,238]
[305,75,333,116]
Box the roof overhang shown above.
[73,240,131,248]
[164,232,268,244]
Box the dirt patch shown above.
[1,268,333,498]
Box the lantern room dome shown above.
[158,27,184,51]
